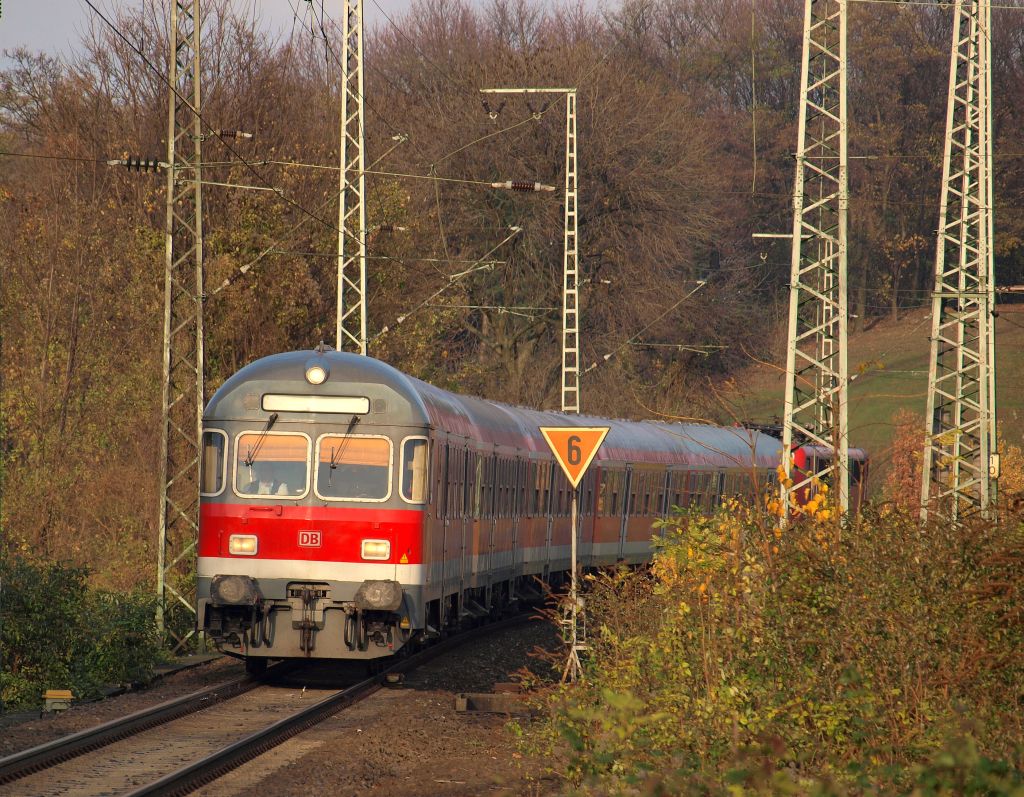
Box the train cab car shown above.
[790,445,870,512]
[197,348,787,668]
[197,349,431,665]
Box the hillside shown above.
[721,308,1024,487]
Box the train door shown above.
[580,469,597,567]
[543,461,556,579]
[440,441,452,603]
[619,466,633,559]
[471,450,485,587]
[510,456,523,576]
[425,433,445,596]
[455,447,469,601]
[441,442,465,612]
[486,453,499,577]
[658,470,671,534]
[427,434,448,619]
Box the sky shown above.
[0,0,414,58]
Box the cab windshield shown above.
[316,435,392,501]
[234,433,310,497]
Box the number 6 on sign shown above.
[539,427,610,487]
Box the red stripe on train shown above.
[199,503,425,564]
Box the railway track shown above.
[0,616,527,797]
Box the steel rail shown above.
[126,614,531,797]
[0,667,269,784]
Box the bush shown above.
[527,497,1024,794]
[0,555,163,709]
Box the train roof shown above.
[205,350,783,470]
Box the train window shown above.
[496,460,503,517]
[315,434,392,502]
[446,446,456,516]
[508,460,515,517]
[543,463,552,515]
[691,472,706,508]
[508,459,515,516]
[532,464,539,516]
[464,450,472,517]
[513,460,522,516]
[491,460,497,518]
[504,459,512,517]
[516,458,524,516]
[400,437,428,504]
[200,430,227,496]
[234,432,310,499]
[473,455,483,518]
[518,461,527,516]
[457,450,466,517]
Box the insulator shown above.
[119,157,162,172]
[491,181,556,193]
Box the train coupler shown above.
[288,584,330,656]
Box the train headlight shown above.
[360,539,390,561]
[228,534,258,556]
[304,361,329,385]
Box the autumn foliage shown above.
[4,0,1024,587]
[527,498,1024,793]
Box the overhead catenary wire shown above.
[196,158,557,189]
[372,227,523,341]
[582,280,709,375]
[285,0,406,138]
[426,303,557,320]
[77,0,421,290]
[77,1,334,225]
[0,151,108,164]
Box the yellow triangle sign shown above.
[539,426,610,488]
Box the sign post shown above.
[539,426,609,681]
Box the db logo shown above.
[298,530,322,548]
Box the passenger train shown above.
[196,348,867,669]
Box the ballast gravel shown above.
[0,619,564,796]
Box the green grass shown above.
[722,309,1024,485]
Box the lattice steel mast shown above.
[920,0,997,521]
[781,0,850,515]
[561,91,579,413]
[479,87,580,412]
[337,0,368,354]
[157,0,204,650]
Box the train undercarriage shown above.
[199,572,552,671]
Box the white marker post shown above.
[540,426,609,682]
